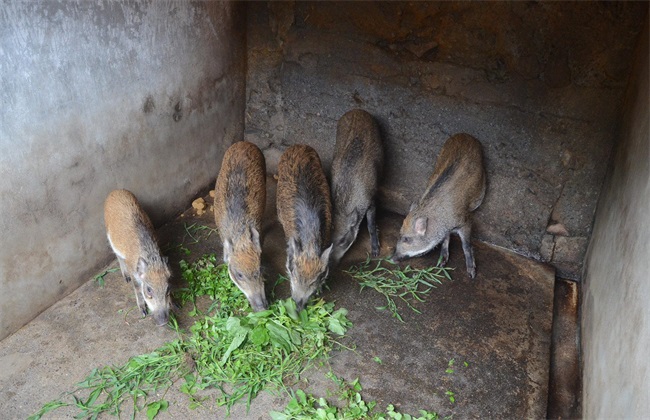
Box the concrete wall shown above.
[245,2,647,279]
[581,20,649,417]
[0,1,246,340]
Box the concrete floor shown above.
[0,180,556,418]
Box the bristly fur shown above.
[393,133,486,279]
[104,189,171,326]
[330,109,383,265]
[277,145,332,251]
[224,165,249,230]
[214,141,268,311]
[421,160,457,204]
[277,144,333,311]
[215,141,266,234]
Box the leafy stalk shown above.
[345,256,452,322]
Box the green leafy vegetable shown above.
[31,255,352,418]
[270,373,441,420]
[346,256,451,322]
[145,400,169,420]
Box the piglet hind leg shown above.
[439,234,451,267]
[457,223,476,279]
[366,202,380,257]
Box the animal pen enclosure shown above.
[0,1,648,418]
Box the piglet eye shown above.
[145,285,153,297]
[402,237,410,244]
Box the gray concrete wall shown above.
[0,1,246,341]
[581,20,649,417]
[245,2,647,279]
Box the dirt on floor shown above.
[0,180,556,419]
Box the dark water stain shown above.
[143,95,155,114]
[173,101,183,122]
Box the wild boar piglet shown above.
[104,189,172,326]
[330,109,383,266]
[392,133,486,278]
[214,141,268,312]
[277,144,333,311]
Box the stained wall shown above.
[245,2,647,279]
[0,1,246,340]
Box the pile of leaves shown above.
[31,251,457,419]
[30,254,351,419]
[345,257,452,322]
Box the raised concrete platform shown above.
[0,183,554,418]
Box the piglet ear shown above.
[223,239,233,263]
[250,227,261,252]
[289,237,302,254]
[137,257,148,276]
[320,243,333,265]
[414,217,428,236]
[287,237,298,269]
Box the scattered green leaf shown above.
[446,359,455,374]
[271,374,441,420]
[146,400,169,420]
[27,400,70,420]
[93,267,119,287]
[162,222,218,253]
[445,390,455,404]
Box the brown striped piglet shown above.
[330,109,383,266]
[104,189,172,326]
[392,133,486,278]
[214,141,268,312]
[277,144,333,311]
